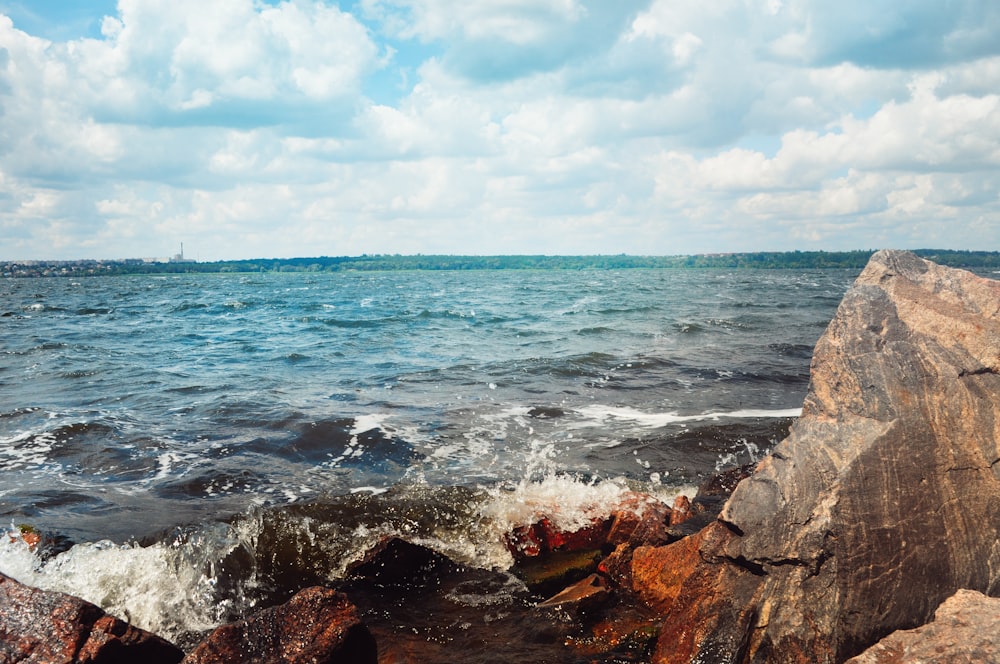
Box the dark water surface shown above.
[0,268,854,647]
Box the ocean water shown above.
[0,268,853,646]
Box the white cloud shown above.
[1,2,1000,260]
[363,0,589,43]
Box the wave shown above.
[0,472,692,645]
[574,405,801,428]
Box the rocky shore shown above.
[4,250,1000,663]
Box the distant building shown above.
[169,243,196,263]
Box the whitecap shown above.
[575,405,800,428]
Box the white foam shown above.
[471,472,695,569]
[350,414,385,435]
[0,525,234,641]
[575,405,801,428]
[0,430,58,470]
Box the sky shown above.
[0,1,999,261]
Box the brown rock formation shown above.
[846,589,1000,663]
[642,251,1000,663]
[182,586,376,664]
[0,572,183,664]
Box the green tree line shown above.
[5,249,1000,278]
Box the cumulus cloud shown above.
[0,0,999,259]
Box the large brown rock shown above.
[0,572,183,664]
[645,251,1000,663]
[182,586,376,664]
[846,589,1000,663]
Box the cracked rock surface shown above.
[642,250,1000,664]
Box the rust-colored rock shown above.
[644,251,1000,663]
[182,586,376,664]
[667,494,691,527]
[505,515,612,562]
[607,493,672,547]
[846,589,1000,663]
[598,542,634,588]
[0,572,183,664]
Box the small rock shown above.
[607,494,672,547]
[667,495,692,527]
[182,586,376,664]
[598,543,634,589]
[536,573,609,612]
[505,516,611,562]
[527,406,566,419]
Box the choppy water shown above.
[0,268,853,647]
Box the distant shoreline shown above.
[3,249,1000,278]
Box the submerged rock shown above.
[182,586,376,664]
[642,251,1000,663]
[846,589,1000,663]
[0,572,183,664]
[345,536,462,588]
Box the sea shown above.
[0,267,855,651]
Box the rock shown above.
[0,572,183,664]
[513,548,605,596]
[667,495,691,527]
[505,515,612,562]
[536,573,609,612]
[644,251,1000,663]
[597,543,634,588]
[695,463,756,498]
[527,406,566,418]
[182,586,376,664]
[606,494,672,548]
[345,536,462,587]
[845,589,1000,663]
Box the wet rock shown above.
[570,613,660,662]
[182,586,376,664]
[536,573,609,612]
[505,515,612,562]
[695,463,756,497]
[0,572,183,664]
[345,536,462,587]
[644,251,1000,663]
[597,543,634,588]
[846,589,1000,663]
[667,494,691,526]
[606,493,672,548]
[527,406,566,419]
[513,548,604,596]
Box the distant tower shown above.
[170,242,194,263]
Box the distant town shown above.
[3,249,1000,278]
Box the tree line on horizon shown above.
[4,249,1000,277]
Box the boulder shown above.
[0,572,183,664]
[182,586,376,664]
[846,589,1000,663]
[643,251,1000,663]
